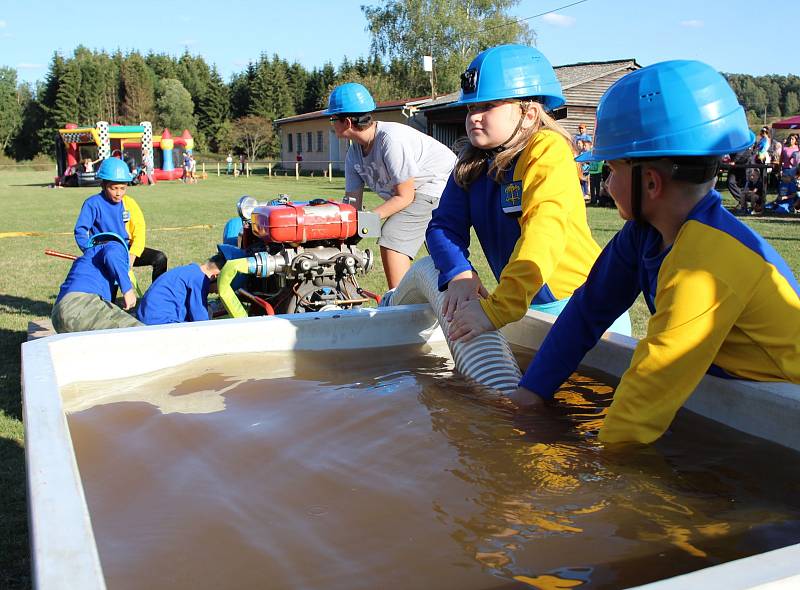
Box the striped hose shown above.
[383,257,522,394]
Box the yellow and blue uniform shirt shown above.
[426,129,601,328]
[56,241,133,304]
[74,193,146,258]
[137,264,210,325]
[521,190,800,444]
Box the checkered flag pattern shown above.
[141,122,153,166]
[96,121,110,159]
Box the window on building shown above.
[307,131,313,153]
[317,131,323,152]
[297,133,303,153]
[287,133,293,153]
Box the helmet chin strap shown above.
[484,105,528,156]
[487,114,526,155]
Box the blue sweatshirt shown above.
[426,130,600,328]
[521,190,800,444]
[136,263,210,325]
[74,193,129,252]
[56,241,133,304]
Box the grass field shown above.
[1,168,799,588]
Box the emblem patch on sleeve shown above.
[501,181,523,214]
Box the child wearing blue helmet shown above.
[51,232,142,333]
[74,157,168,285]
[426,44,628,343]
[327,82,456,289]
[512,60,800,444]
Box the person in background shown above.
[511,60,800,445]
[326,82,457,289]
[765,169,799,214]
[426,44,630,343]
[579,138,593,200]
[137,255,225,325]
[756,127,771,163]
[74,157,168,284]
[51,232,142,333]
[182,151,192,183]
[142,151,156,186]
[587,152,604,206]
[187,154,198,184]
[780,134,798,174]
[574,123,592,144]
[740,167,765,214]
[82,156,102,173]
[226,152,234,175]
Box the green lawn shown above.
[1,168,798,588]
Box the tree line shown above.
[0,0,534,162]
[1,0,796,163]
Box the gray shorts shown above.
[378,192,439,259]
[52,291,143,334]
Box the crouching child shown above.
[51,232,142,333]
[136,255,225,325]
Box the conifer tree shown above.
[198,68,230,152]
[230,64,256,119]
[0,67,22,153]
[288,62,309,115]
[52,60,80,127]
[119,53,155,124]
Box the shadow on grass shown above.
[0,327,26,422]
[748,217,800,226]
[0,436,30,590]
[0,295,52,319]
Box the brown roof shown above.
[555,59,639,89]
[419,58,640,111]
[275,96,431,125]
[276,59,641,122]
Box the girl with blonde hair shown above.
[427,44,631,342]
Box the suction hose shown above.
[382,257,522,394]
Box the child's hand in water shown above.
[508,387,544,410]
[442,270,488,322]
[447,299,494,342]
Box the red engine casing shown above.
[250,200,358,243]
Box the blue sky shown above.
[0,0,793,87]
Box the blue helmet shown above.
[457,44,565,111]
[87,232,129,253]
[96,157,133,183]
[324,83,376,115]
[577,60,755,162]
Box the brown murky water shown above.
[65,344,800,590]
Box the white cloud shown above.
[680,19,704,28]
[0,20,7,28]
[17,63,44,69]
[542,13,576,27]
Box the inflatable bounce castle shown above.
[54,121,193,186]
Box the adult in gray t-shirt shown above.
[339,120,456,288]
